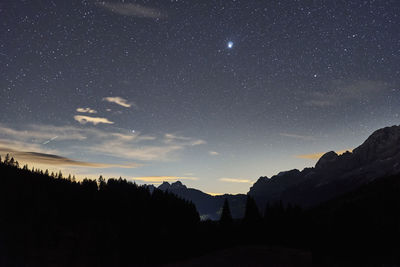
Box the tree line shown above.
[1,154,400,266]
[0,155,199,266]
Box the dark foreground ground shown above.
[166,246,400,267]
[166,246,312,267]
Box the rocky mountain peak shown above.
[249,125,400,209]
[158,181,187,191]
[158,181,171,191]
[170,181,187,190]
[315,151,338,170]
[353,125,400,163]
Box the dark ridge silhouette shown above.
[156,126,400,224]
[157,181,247,220]
[249,125,400,210]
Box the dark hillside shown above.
[0,156,200,266]
[307,173,400,264]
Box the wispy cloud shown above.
[219,178,253,183]
[0,139,57,157]
[280,133,316,141]
[209,151,219,156]
[296,149,352,160]
[89,143,183,161]
[102,96,133,108]
[76,107,97,114]
[0,124,206,163]
[0,147,141,169]
[305,80,390,107]
[96,2,166,19]
[132,176,198,183]
[0,123,87,143]
[110,132,156,142]
[86,132,205,161]
[74,115,114,125]
[164,133,206,146]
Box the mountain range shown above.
[156,181,246,220]
[156,125,400,219]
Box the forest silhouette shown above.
[1,154,400,266]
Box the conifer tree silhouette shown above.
[219,198,233,226]
[243,195,262,226]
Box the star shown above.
[227,41,234,49]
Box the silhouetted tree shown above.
[9,157,15,166]
[98,175,106,190]
[4,153,10,164]
[243,195,262,226]
[219,198,233,226]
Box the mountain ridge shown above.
[156,181,246,220]
[147,125,400,219]
[249,125,400,209]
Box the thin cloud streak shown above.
[164,133,206,146]
[102,97,133,108]
[219,178,253,183]
[76,107,97,114]
[0,147,142,168]
[96,2,166,19]
[88,143,183,161]
[280,133,316,141]
[296,149,353,160]
[74,115,114,125]
[132,176,198,183]
[0,123,87,142]
[304,80,390,107]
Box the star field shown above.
[0,0,400,193]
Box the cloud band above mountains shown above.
[0,147,141,169]
[96,2,166,19]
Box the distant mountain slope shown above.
[307,173,400,263]
[157,181,246,220]
[157,125,400,218]
[249,125,400,209]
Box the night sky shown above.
[1,0,399,194]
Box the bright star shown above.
[227,41,233,49]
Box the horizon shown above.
[0,124,394,195]
[1,1,399,195]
